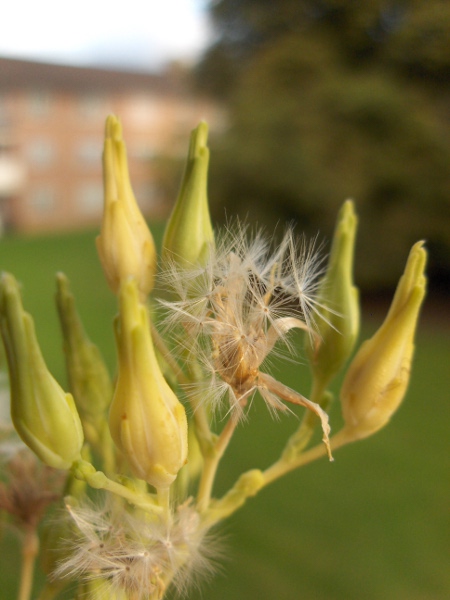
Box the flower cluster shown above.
[0,117,426,600]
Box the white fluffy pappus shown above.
[159,225,333,458]
[53,498,219,599]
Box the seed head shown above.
[54,498,217,599]
[160,226,327,418]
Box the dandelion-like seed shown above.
[54,499,216,600]
[160,226,332,458]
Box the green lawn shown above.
[0,228,448,600]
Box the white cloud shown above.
[0,0,211,69]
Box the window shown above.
[78,95,108,120]
[76,182,103,215]
[26,139,55,168]
[76,139,102,166]
[134,182,159,212]
[29,186,55,214]
[129,142,158,161]
[27,91,51,119]
[125,96,162,126]
[0,94,9,125]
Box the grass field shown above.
[0,227,448,600]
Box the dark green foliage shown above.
[197,0,450,290]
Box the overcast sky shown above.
[0,0,212,71]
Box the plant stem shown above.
[157,485,172,529]
[197,414,239,512]
[18,527,39,600]
[150,322,188,386]
[206,428,354,524]
[263,427,351,485]
[72,460,162,514]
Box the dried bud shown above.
[162,121,214,269]
[340,242,427,440]
[0,273,84,469]
[306,200,359,387]
[109,279,188,489]
[96,115,157,301]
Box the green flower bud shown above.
[109,279,188,489]
[340,242,427,440]
[306,200,359,387]
[0,273,84,470]
[162,121,214,268]
[55,273,113,422]
[97,115,157,301]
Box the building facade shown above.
[0,57,221,234]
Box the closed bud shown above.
[340,242,427,440]
[306,200,359,387]
[0,273,84,469]
[55,272,113,422]
[109,279,188,489]
[97,115,157,301]
[162,121,214,269]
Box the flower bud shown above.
[306,200,359,387]
[0,273,84,469]
[162,121,214,269]
[96,115,157,301]
[340,242,427,440]
[109,278,188,489]
[55,273,113,422]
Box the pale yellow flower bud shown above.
[97,115,157,301]
[306,200,359,387]
[162,121,214,269]
[0,273,84,470]
[109,279,188,489]
[340,242,427,440]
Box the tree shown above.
[197,0,450,289]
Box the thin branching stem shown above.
[197,413,240,513]
[263,428,351,486]
[17,527,39,600]
[72,461,162,514]
[205,428,353,526]
[150,322,189,386]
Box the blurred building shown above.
[0,57,221,234]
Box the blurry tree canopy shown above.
[195,0,450,290]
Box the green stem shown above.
[264,427,351,485]
[72,460,162,514]
[150,322,188,386]
[157,485,172,529]
[189,389,216,455]
[18,528,39,600]
[206,428,353,525]
[197,414,239,513]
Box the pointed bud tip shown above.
[104,114,122,141]
[55,271,69,290]
[190,121,209,159]
[338,199,357,232]
[409,241,427,281]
